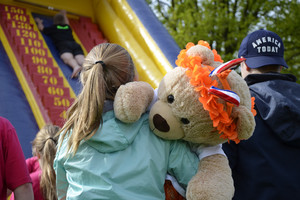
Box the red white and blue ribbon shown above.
[209,58,246,77]
[208,86,240,106]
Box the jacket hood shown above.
[246,73,300,146]
[86,102,147,153]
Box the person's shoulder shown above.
[29,168,41,181]
[0,116,11,125]
[0,117,15,135]
[26,156,38,163]
[26,156,40,171]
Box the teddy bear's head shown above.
[149,41,256,146]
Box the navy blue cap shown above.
[238,29,288,68]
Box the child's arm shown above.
[167,141,199,191]
[34,17,44,31]
[13,183,34,200]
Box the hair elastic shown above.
[95,60,106,67]
[46,137,57,144]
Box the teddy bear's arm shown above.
[186,154,234,200]
[114,81,154,123]
[232,105,256,140]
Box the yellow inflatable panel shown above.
[110,0,173,75]
[93,0,164,88]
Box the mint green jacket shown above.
[54,110,199,200]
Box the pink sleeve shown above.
[26,157,34,173]
[4,121,32,191]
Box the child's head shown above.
[33,124,60,200]
[60,43,136,155]
[53,13,66,24]
[33,124,59,157]
[80,43,136,99]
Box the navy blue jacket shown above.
[223,72,300,200]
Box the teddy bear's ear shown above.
[114,81,154,123]
[231,106,256,140]
[186,45,215,65]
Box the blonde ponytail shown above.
[32,124,60,200]
[58,43,136,155]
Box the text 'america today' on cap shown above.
[238,29,288,69]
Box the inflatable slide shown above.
[0,0,180,158]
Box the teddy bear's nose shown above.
[153,114,170,132]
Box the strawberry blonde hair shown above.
[58,43,135,155]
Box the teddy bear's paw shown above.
[186,182,234,200]
[114,81,154,123]
[186,175,234,200]
[186,155,234,200]
[232,106,256,140]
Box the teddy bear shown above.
[113,40,256,200]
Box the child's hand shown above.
[34,17,44,31]
[34,17,43,24]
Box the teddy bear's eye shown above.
[181,118,190,124]
[167,95,174,104]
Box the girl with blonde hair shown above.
[54,43,199,199]
[10,124,59,200]
[33,124,59,200]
